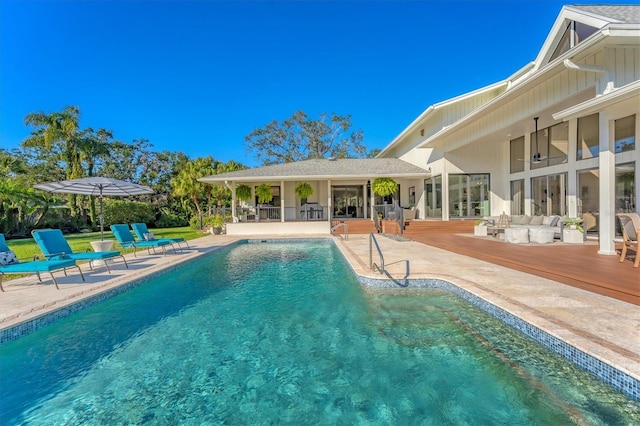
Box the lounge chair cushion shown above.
[0,258,77,274]
[32,229,122,261]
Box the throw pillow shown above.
[549,216,560,227]
[143,232,155,241]
[519,215,531,225]
[0,250,18,265]
[529,215,544,225]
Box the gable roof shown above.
[411,4,640,151]
[199,158,430,183]
[534,4,640,71]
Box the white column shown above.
[362,183,366,219]
[442,158,449,220]
[567,119,578,218]
[230,181,237,219]
[280,180,285,222]
[327,180,332,221]
[598,112,616,255]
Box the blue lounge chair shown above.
[0,234,84,291]
[130,223,189,251]
[31,229,128,273]
[110,224,175,257]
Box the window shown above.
[577,169,599,215]
[333,186,363,218]
[549,20,598,62]
[531,122,568,169]
[510,136,524,173]
[425,176,442,218]
[615,115,636,153]
[448,173,489,218]
[616,163,636,213]
[531,173,567,216]
[510,180,524,215]
[577,114,599,160]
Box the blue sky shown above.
[0,0,624,167]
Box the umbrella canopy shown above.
[34,177,153,240]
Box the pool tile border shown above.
[357,275,640,402]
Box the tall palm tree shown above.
[23,106,83,218]
[78,127,113,227]
[171,157,217,218]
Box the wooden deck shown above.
[344,219,639,305]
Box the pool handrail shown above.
[369,232,384,274]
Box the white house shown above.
[201,4,639,256]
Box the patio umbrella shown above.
[34,177,154,240]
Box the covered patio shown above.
[199,158,429,235]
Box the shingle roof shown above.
[199,158,430,183]
[568,5,640,24]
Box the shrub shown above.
[103,200,155,226]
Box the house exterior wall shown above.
[378,6,639,255]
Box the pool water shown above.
[1,241,639,425]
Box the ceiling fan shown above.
[518,117,567,164]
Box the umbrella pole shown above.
[100,195,104,241]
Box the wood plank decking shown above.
[342,219,639,305]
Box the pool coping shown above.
[0,235,638,402]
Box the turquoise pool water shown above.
[1,241,639,424]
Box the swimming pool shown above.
[1,241,639,424]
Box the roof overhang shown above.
[198,158,430,184]
[552,80,640,121]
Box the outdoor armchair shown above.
[0,233,84,291]
[31,229,128,274]
[617,214,639,268]
[110,224,175,257]
[130,223,189,251]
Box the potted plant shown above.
[210,214,225,235]
[474,219,488,236]
[255,183,273,204]
[236,184,252,202]
[562,217,584,243]
[295,182,314,200]
[371,178,398,197]
[564,217,584,232]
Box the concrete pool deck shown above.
[1,233,638,391]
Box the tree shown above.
[170,157,217,218]
[78,127,113,227]
[245,110,366,165]
[23,105,83,217]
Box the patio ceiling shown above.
[198,158,430,184]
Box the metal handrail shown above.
[331,221,349,240]
[369,232,384,274]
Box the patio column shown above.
[229,180,237,219]
[327,180,332,222]
[363,182,368,219]
[598,112,616,255]
[281,180,285,222]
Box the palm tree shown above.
[78,127,113,227]
[23,106,83,218]
[171,157,217,218]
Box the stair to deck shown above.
[331,219,377,235]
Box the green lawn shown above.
[5,226,203,261]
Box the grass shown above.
[5,226,203,261]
